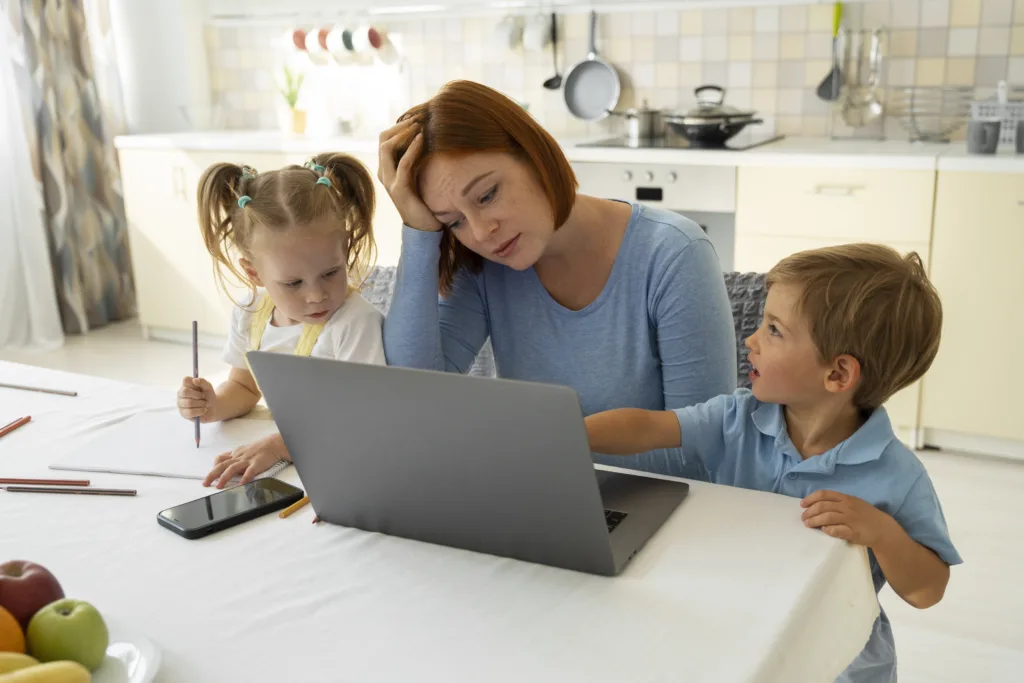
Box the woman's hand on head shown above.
[378,119,442,232]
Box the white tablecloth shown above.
[0,362,879,683]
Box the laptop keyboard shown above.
[604,509,627,532]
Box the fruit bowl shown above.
[92,619,161,683]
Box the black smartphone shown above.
[157,478,305,540]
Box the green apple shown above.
[26,598,109,672]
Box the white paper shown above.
[50,410,286,480]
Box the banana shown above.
[0,654,38,675]
[0,660,90,683]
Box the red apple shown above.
[0,561,64,630]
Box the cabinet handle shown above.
[807,184,864,197]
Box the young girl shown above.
[176,152,385,488]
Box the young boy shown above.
[586,244,961,683]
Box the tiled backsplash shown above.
[207,0,1024,140]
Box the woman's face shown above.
[418,151,556,270]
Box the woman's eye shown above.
[480,185,497,204]
[446,218,463,230]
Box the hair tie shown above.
[237,195,252,208]
[306,161,325,173]
[241,166,257,180]
[315,177,331,188]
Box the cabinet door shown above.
[736,167,935,243]
[921,171,1024,441]
[347,151,404,268]
[120,149,201,333]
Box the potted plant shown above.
[279,65,306,135]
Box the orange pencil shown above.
[278,495,310,519]
[0,416,31,438]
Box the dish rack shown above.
[970,81,1024,148]
[889,86,973,142]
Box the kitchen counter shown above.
[936,149,1024,173]
[116,131,960,171]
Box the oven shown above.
[570,160,737,272]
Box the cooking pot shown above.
[664,85,762,148]
[614,100,665,142]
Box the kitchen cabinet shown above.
[733,165,937,439]
[119,145,403,339]
[921,170,1024,443]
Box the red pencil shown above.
[0,478,90,487]
[0,416,31,438]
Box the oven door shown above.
[571,161,737,271]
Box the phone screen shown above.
[159,479,301,531]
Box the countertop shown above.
[114,130,1024,173]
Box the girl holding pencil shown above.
[177,154,386,488]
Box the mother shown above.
[378,81,736,479]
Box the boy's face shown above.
[744,283,836,407]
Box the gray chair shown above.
[360,267,766,388]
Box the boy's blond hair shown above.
[766,243,942,410]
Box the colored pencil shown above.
[193,320,200,449]
[0,416,31,438]
[0,477,90,486]
[0,382,77,397]
[2,485,137,496]
[278,495,310,518]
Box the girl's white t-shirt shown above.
[222,291,386,369]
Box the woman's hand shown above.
[378,118,442,232]
[203,432,290,489]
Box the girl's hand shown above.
[203,432,290,489]
[378,119,442,232]
[177,377,220,424]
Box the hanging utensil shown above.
[817,2,843,101]
[562,10,620,121]
[543,12,562,90]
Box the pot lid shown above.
[671,85,755,123]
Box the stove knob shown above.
[623,171,633,182]
[667,171,678,183]
[644,171,655,182]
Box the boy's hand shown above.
[203,432,290,489]
[177,376,219,423]
[800,490,898,548]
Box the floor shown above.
[3,319,1022,682]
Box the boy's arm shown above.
[210,367,262,421]
[801,490,950,609]
[585,409,681,455]
[872,523,950,609]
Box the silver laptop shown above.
[248,352,689,576]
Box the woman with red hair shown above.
[379,81,736,479]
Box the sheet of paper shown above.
[50,410,286,480]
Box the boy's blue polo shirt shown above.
[674,390,962,683]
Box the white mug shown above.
[326,24,352,64]
[304,28,330,65]
[522,13,551,52]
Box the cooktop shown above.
[577,133,786,151]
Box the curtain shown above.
[6,0,135,338]
[0,2,62,348]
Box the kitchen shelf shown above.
[208,0,865,25]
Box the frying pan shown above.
[563,10,620,121]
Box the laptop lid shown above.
[248,353,617,575]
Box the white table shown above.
[1,362,879,683]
